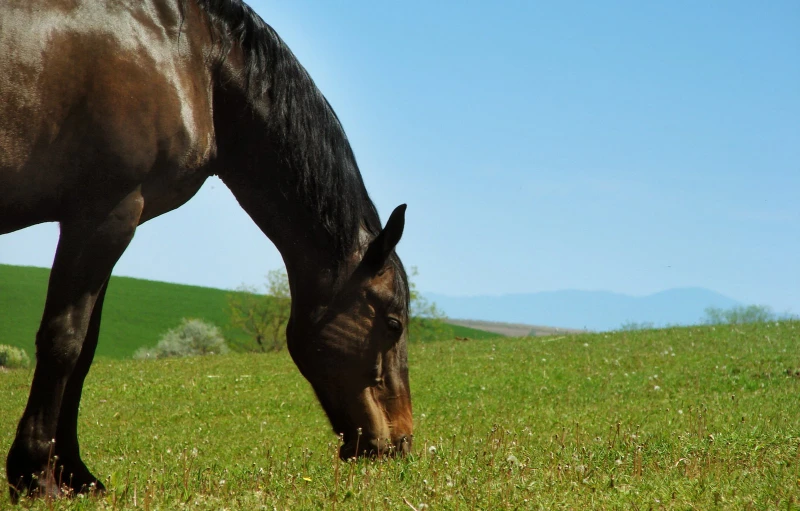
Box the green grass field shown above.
[1,321,798,509]
[0,264,495,359]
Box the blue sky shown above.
[1,0,798,314]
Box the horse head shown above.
[286,205,413,459]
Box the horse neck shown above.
[211,86,357,313]
[204,13,376,309]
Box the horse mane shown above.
[194,0,384,259]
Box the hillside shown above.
[0,264,247,358]
[0,264,496,359]
[428,288,742,331]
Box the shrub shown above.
[134,319,229,360]
[618,321,655,331]
[0,345,31,369]
[702,305,795,325]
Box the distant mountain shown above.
[425,288,741,332]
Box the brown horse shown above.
[0,0,413,501]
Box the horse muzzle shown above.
[339,433,413,460]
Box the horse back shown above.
[0,0,216,232]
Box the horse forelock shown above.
[192,0,383,259]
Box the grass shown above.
[1,321,798,509]
[0,264,496,359]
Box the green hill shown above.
[0,264,496,359]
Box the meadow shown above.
[1,320,798,509]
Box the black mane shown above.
[195,0,384,258]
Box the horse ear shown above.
[363,204,406,271]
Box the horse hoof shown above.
[7,475,105,503]
[6,463,105,502]
[7,474,63,504]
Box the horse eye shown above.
[386,318,402,332]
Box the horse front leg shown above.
[6,191,143,502]
[51,281,110,495]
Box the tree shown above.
[407,267,450,342]
[228,268,291,352]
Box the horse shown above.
[0,0,413,501]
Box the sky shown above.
[1,0,798,314]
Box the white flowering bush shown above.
[0,344,31,369]
[134,319,229,360]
